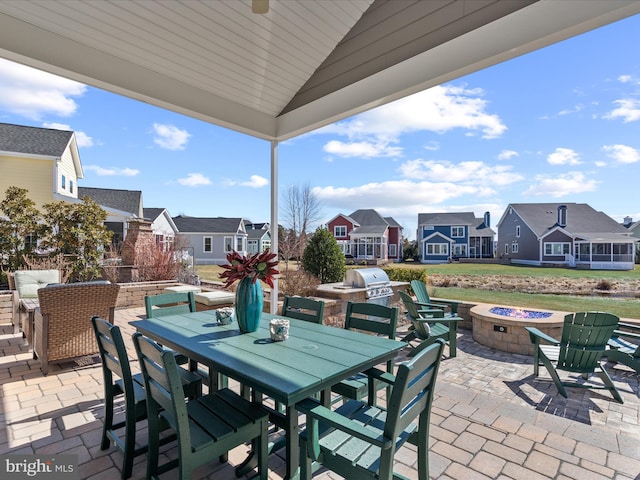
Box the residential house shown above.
[327,209,403,263]
[244,221,272,254]
[172,216,248,265]
[144,208,179,251]
[417,212,495,264]
[0,122,82,208]
[497,203,635,270]
[78,186,144,246]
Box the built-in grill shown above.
[344,268,394,306]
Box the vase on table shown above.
[234,277,263,333]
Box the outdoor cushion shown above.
[194,290,235,306]
[163,285,201,294]
[13,270,60,298]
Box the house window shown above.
[544,242,570,255]
[236,237,244,252]
[69,180,74,194]
[453,244,467,257]
[248,239,258,254]
[451,226,464,238]
[263,239,271,251]
[426,244,448,255]
[25,233,38,251]
[505,244,509,254]
[204,237,213,252]
[334,225,346,237]
[224,236,233,252]
[516,225,520,237]
[389,244,397,257]
[61,175,66,189]
[512,242,519,253]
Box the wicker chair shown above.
[34,281,120,375]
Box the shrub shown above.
[383,267,428,295]
[278,269,320,297]
[301,227,346,283]
[596,279,613,291]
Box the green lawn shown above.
[197,262,640,320]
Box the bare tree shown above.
[280,182,323,264]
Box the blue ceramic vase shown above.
[235,277,263,333]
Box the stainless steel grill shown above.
[344,268,393,306]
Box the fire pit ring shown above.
[471,304,566,355]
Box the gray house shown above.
[244,221,272,254]
[497,203,635,270]
[78,186,143,246]
[172,216,248,265]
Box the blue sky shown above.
[1,13,639,241]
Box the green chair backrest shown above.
[410,279,431,304]
[558,311,619,373]
[399,290,422,320]
[344,301,399,374]
[145,291,196,318]
[282,296,325,324]
[385,339,445,439]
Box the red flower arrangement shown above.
[219,249,279,289]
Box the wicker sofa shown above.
[34,281,120,375]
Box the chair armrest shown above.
[415,300,448,310]
[416,307,445,318]
[413,316,460,326]
[525,326,559,345]
[296,398,392,450]
[365,367,396,387]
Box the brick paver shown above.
[0,307,638,479]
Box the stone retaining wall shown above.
[0,292,13,324]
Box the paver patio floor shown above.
[0,306,638,479]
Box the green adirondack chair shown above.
[526,311,623,403]
[399,290,460,358]
[410,279,461,315]
[132,332,270,480]
[605,321,640,374]
[298,339,445,480]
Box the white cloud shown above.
[241,175,268,188]
[0,59,86,120]
[547,147,581,165]
[399,159,523,186]
[315,84,506,159]
[42,122,94,147]
[152,123,191,150]
[497,149,519,161]
[323,140,402,158]
[84,165,139,176]
[224,175,268,188]
[558,104,584,116]
[604,99,640,122]
[177,173,210,186]
[602,144,640,164]
[522,172,598,197]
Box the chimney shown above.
[483,211,490,228]
[557,205,567,227]
[624,216,633,226]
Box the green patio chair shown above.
[282,296,325,324]
[331,301,399,405]
[410,279,461,315]
[604,321,640,374]
[297,339,445,480]
[144,291,197,318]
[399,290,461,358]
[526,311,623,403]
[91,317,201,479]
[132,332,270,480]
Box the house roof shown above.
[247,228,270,241]
[143,208,165,222]
[503,203,630,239]
[0,122,73,157]
[78,186,143,217]
[383,217,403,230]
[172,215,246,234]
[418,212,477,226]
[1,2,637,142]
[349,209,388,226]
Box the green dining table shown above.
[131,309,406,480]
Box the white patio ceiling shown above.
[1,0,639,142]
